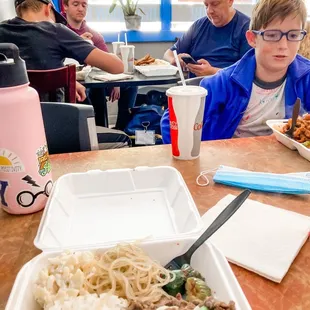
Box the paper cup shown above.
[166,86,208,160]
[120,45,135,74]
[112,41,125,59]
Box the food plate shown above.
[266,119,310,161]
[135,64,179,77]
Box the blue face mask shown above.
[196,166,310,195]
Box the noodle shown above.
[34,243,175,308]
[86,243,174,302]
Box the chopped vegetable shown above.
[199,307,209,310]
[185,277,212,302]
[181,264,205,281]
[303,141,310,148]
[163,270,186,296]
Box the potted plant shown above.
[109,0,145,30]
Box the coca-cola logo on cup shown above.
[194,122,203,131]
[170,121,178,130]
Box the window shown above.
[86,0,161,32]
[57,0,310,43]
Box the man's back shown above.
[0,17,95,70]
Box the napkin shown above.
[92,73,134,82]
[76,66,92,81]
[202,194,310,283]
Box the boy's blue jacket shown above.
[161,49,310,143]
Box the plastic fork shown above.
[165,189,251,270]
[285,98,301,138]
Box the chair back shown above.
[28,64,76,103]
[177,76,204,86]
[41,102,99,154]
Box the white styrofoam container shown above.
[266,119,310,161]
[135,65,178,77]
[34,167,203,250]
[5,166,252,310]
[6,238,251,310]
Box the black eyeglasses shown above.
[252,29,307,42]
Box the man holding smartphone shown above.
[164,0,251,77]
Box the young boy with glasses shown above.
[161,0,310,143]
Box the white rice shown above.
[46,293,128,310]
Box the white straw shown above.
[117,33,120,42]
[173,50,186,86]
[125,33,127,45]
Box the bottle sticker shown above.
[36,145,51,177]
[0,149,25,173]
[0,180,9,207]
[16,175,53,208]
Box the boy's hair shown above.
[16,0,44,17]
[250,0,307,30]
[63,0,69,5]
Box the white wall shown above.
[0,0,16,21]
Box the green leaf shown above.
[138,7,146,15]
[109,2,117,13]
[110,0,146,17]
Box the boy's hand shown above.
[187,59,218,76]
[76,82,86,102]
[109,87,121,102]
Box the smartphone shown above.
[181,56,199,65]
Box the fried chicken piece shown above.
[134,54,156,66]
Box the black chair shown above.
[177,76,204,86]
[41,102,99,154]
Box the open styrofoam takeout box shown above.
[6,166,251,310]
[267,119,310,161]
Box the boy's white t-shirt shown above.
[234,78,286,138]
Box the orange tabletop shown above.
[0,135,309,310]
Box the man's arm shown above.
[164,21,196,63]
[85,49,123,74]
[164,49,176,64]
[57,25,123,74]
[164,49,191,70]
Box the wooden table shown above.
[0,136,309,310]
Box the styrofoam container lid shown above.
[34,166,203,251]
[166,85,208,97]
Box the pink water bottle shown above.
[0,43,53,215]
